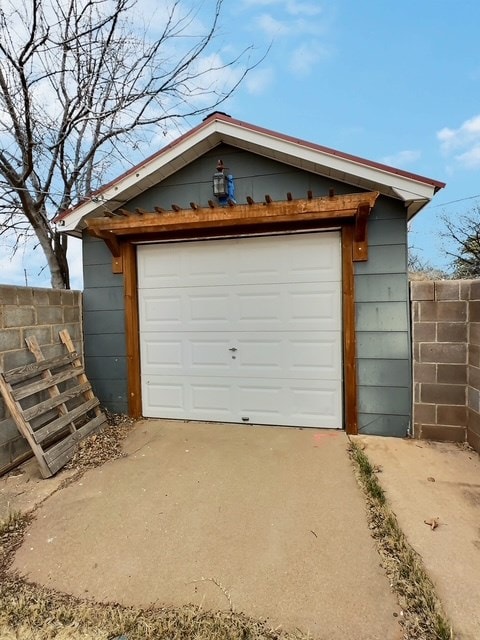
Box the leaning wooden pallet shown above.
[0,329,106,478]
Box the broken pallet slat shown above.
[11,366,85,401]
[0,330,107,478]
[33,397,100,445]
[4,352,79,384]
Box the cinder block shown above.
[469,281,480,301]
[469,301,480,323]
[437,364,467,384]
[8,436,31,463]
[437,323,467,343]
[0,286,17,305]
[460,281,472,300]
[0,329,21,351]
[23,326,53,347]
[421,383,466,406]
[413,403,436,423]
[32,288,50,305]
[64,306,81,323]
[413,362,436,383]
[420,301,467,323]
[0,417,18,443]
[3,349,35,371]
[435,280,460,301]
[420,343,467,364]
[469,344,480,368]
[47,290,62,305]
[411,301,420,322]
[468,386,480,412]
[3,306,35,328]
[53,324,81,344]
[467,407,480,436]
[469,323,480,346]
[39,344,66,361]
[410,281,434,301]
[15,287,34,305]
[420,424,466,442]
[437,405,467,426]
[36,306,64,325]
[468,365,480,390]
[412,322,436,342]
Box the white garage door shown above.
[137,232,343,428]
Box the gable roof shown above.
[58,112,445,236]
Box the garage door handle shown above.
[228,347,238,352]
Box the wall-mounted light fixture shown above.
[213,160,228,198]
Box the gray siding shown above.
[355,196,411,436]
[82,235,128,413]
[82,145,411,435]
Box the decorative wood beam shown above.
[307,190,313,200]
[286,192,292,201]
[246,196,254,205]
[265,195,272,204]
[86,192,379,264]
[172,204,181,211]
[190,202,199,210]
[154,206,166,214]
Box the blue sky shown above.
[3,0,480,288]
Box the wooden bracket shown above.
[353,202,371,261]
[89,228,124,273]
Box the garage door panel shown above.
[138,233,341,288]
[142,376,341,427]
[141,331,341,380]
[140,283,341,333]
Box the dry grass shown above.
[348,440,453,640]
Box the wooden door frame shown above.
[122,224,358,434]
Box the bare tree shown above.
[0,0,257,288]
[441,204,480,279]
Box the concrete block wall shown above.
[0,285,83,474]
[411,279,480,453]
[467,282,480,452]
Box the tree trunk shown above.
[33,222,70,289]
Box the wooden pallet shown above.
[0,329,106,478]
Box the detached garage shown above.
[58,113,444,436]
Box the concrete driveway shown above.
[12,420,401,639]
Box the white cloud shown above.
[242,0,322,17]
[245,67,275,95]
[288,42,328,75]
[255,13,290,37]
[437,114,480,168]
[381,150,421,167]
